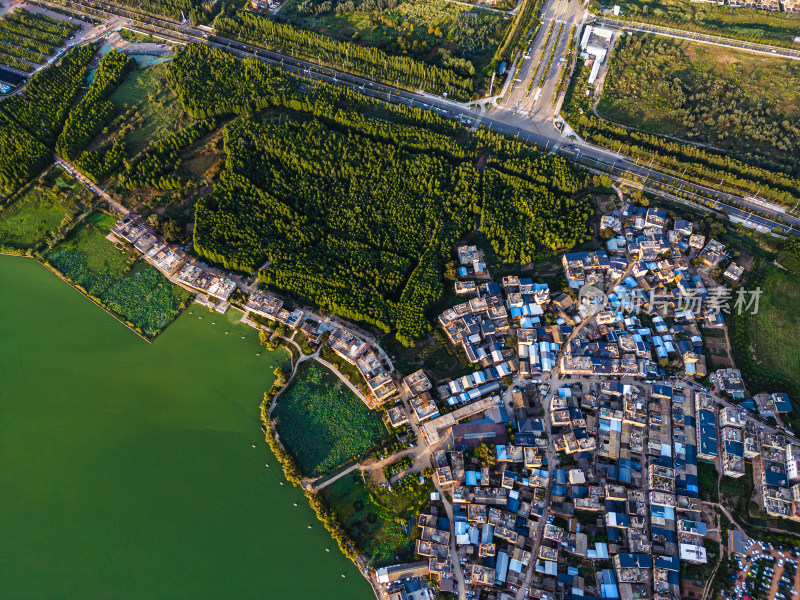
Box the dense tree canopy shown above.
[166,43,298,117]
[57,49,133,160]
[173,49,589,342]
[213,11,474,100]
[118,118,217,189]
[0,45,93,193]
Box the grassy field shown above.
[0,170,89,250]
[45,212,193,338]
[598,34,800,163]
[321,470,432,566]
[697,460,719,503]
[280,0,508,78]
[273,361,386,477]
[106,61,194,156]
[747,266,800,388]
[602,0,800,47]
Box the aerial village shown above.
[110,202,800,600]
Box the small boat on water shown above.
[341,574,346,578]
[279,482,284,486]
[211,322,216,325]
[293,503,297,507]
[251,444,256,448]
[265,464,269,468]
[325,548,329,552]
[307,525,312,529]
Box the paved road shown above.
[598,16,800,62]
[34,0,800,236]
[55,154,129,215]
[503,0,585,119]
[433,476,468,600]
[514,385,554,600]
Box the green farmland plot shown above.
[748,267,800,388]
[273,361,386,477]
[45,212,193,338]
[0,170,89,251]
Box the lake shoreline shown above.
[1,255,374,600]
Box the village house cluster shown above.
[245,289,399,407]
[111,216,236,309]
[690,0,800,14]
[113,196,800,600]
[373,206,798,600]
[112,213,400,409]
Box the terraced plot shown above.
[0,9,78,75]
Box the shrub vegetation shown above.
[272,361,387,477]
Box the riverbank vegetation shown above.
[259,365,304,486]
[598,34,800,169]
[595,0,800,48]
[118,28,164,44]
[43,212,193,338]
[562,56,800,206]
[321,469,433,566]
[272,361,386,477]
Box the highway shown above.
[31,0,800,236]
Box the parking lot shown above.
[727,538,800,600]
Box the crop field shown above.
[45,212,192,337]
[0,8,79,74]
[273,361,386,477]
[0,170,88,250]
[598,34,800,164]
[106,61,195,156]
[322,471,431,566]
[280,0,508,76]
[607,0,800,47]
[747,267,800,388]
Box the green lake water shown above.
[0,256,373,600]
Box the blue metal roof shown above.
[698,409,718,457]
[725,440,744,457]
[765,470,788,488]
